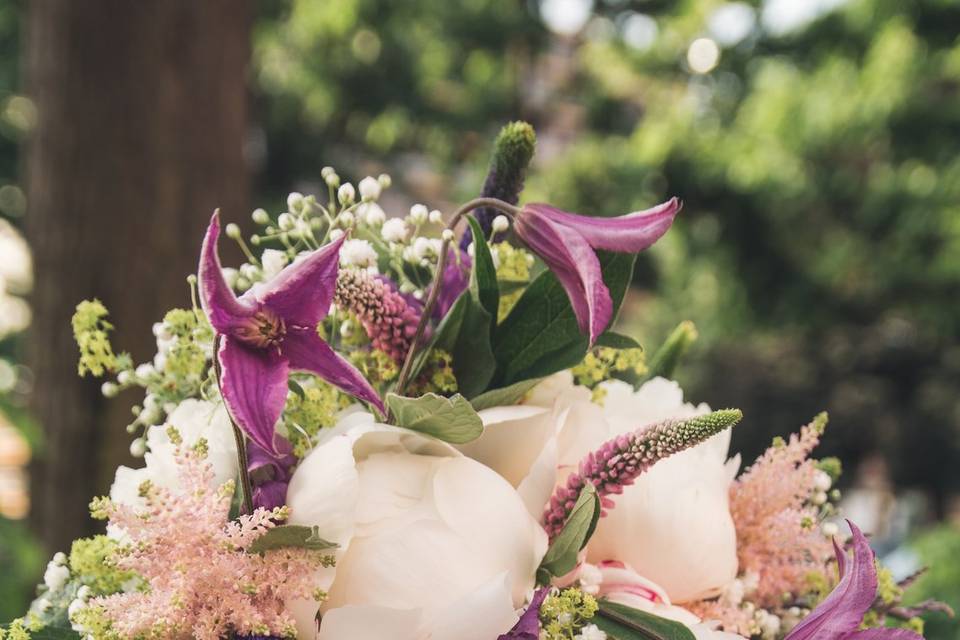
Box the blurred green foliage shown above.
[910,525,960,639]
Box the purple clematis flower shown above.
[513,198,680,345]
[498,588,549,640]
[247,437,296,510]
[785,520,922,640]
[199,212,385,457]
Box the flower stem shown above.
[212,333,255,514]
[392,197,520,401]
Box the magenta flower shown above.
[498,588,548,640]
[785,520,922,640]
[199,212,384,456]
[513,198,680,344]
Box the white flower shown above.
[339,239,379,268]
[261,249,289,281]
[287,192,305,212]
[575,624,607,640]
[492,215,510,233]
[586,378,740,603]
[409,203,429,224]
[381,218,409,243]
[43,560,70,592]
[357,202,386,226]
[358,176,381,201]
[337,183,356,205]
[285,411,547,640]
[109,399,237,515]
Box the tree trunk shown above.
[25,0,250,554]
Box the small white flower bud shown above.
[43,561,69,592]
[409,204,429,225]
[117,370,133,385]
[129,438,147,458]
[321,166,336,179]
[466,242,475,257]
[358,176,382,201]
[360,203,386,226]
[135,363,155,379]
[324,172,340,188]
[492,215,510,233]
[125,423,138,434]
[377,173,392,189]
[338,183,356,205]
[278,213,295,231]
[812,491,828,505]
[101,382,119,398]
[413,289,424,300]
[287,192,305,212]
[814,470,832,491]
[329,229,345,241]
[441,229,455,241]
[381,218,408,243]
[428,209,443,224]
[77,585,92,601]
[67,598,85,618]
[224,223,242,239]
[337,211,355,227]
[399,281,415,294]
[235,276,251,292]
[35,597,52,612]
[221,267,239,288]
[251,208,270,224]
[822,522,839,537]
[53,552,67,565]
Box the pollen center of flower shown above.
[235,309,286,349]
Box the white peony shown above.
[586,378,740,603]
[109,399,237,513]
[285,411,548,640]
[458,373,740,604]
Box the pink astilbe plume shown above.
[727,412,835,608]
[333,269,423,362]
[83,437,329,640]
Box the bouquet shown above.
[3,123,943,640]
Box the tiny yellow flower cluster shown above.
[160,308,213,380]
[69,535,139,595]
[0,616,41,640]
[539,588,599,640]
[284,381,348,457]
[571,346,647,401]
[407,349,458,396]
[493,242,533,320]
[72,299,118,377]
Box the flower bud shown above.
[329,229,345,241]
[377,173,392,189]
[822,522,839,537]
[337,211,355,227]
[325,172,340,188]
[358,176,381,201]
[381,218,408,243]
[441,229,455,241]
[338,183,356,206]
[429,209,443,224]
[321,166,336,179]
[492,215,510,233]
[278,213,296,231]
[101,382,119,398]
[225,223,242,239]
[117,370,134,385]
[409,204,429,224]
[287,192,305,212]
[251,208,270,225]
[129,438,147,458]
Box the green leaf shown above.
[287,378,306,399]
[247,525,339,555]
[538,484,600,578]
[386,392,483,443]
[469,377,543,411]
[596,331,642,350]
[493,251,637,385]
[593,601,696,640]
[465,215,499,322]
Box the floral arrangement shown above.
[2,122,945,640]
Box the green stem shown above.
[392,197,520,401]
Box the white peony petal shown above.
[318,604,421,640]
[459,405,552,486]
[429,571,518,640]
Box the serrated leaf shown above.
[386,392,483,443]
[492,252,636,385]
[538,484,600,578]
[469,378,543,411]
[247,525,339,555]
[593,601,696,640]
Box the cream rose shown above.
[285,410,548,640]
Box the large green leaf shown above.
[492,251,637,385]
[465,215,499,322]
[469,377,543,411]
[248,525,338,555]
[593,602,697,640]
[386,392,483,443]
[538,484,600,579]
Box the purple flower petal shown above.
[514,212,612,344]
[282,326,385,414]
[785,521,880,640]
[247,436,296,510]
[198,212,257,333]
[525,198,680,253]
[846,630,925,640]
[498,588,548,639]
[435,248,471,319]
[255,234,346,328]
[218,337,289,456]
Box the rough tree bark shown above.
[25,0,250,554]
